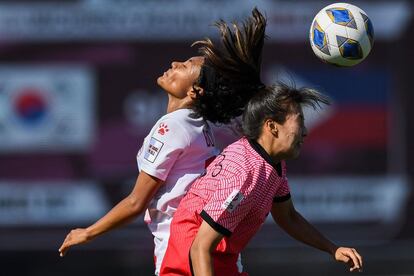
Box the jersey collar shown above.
[248,138,282,177]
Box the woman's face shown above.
[157,56,204,99]
[277,105,308,159]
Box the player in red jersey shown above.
[160,83,363,275]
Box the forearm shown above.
[86,195,142,240]
[58,173,162,257]
[86,172,162,240]
[190,245,214,276]
[277,210,337,255]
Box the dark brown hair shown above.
[190,8,267,124]
[242,82,331,140]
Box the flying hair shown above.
[193,7,266,83]
[190,8,267,124]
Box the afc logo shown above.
[222,190,244,213]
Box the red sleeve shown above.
[201,172,256,236]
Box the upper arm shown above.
[192,220,224,252]
[271,198,296,225]
[189,221,224,276]
[128,171,164,213]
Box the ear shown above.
[264,119,278,137]
[188,84,204,99]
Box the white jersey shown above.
[136,108,219,275]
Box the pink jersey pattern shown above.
[160,137,290,276]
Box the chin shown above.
[158,77,169,91]
[156,76,163,86]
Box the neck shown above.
[256,136,282,164]
[166,94,193,113]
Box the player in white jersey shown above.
[137,108,219,271]
[59,8,267,275]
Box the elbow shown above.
[190,243,202,265]
[190,240,209,260]
[126,195,147,216]
[190,240,200,256]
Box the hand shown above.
[334,247,363,272]
[59,228,92,257]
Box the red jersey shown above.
[160,137,291,276]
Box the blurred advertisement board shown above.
[1,177,407,226]
[0,0,409,41]
[0,181,109,225]
[288,176,410,224]
[0,66,95,152]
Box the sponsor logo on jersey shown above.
[144,137,164,163]
[222,189,244,213]
[157,123,169,135]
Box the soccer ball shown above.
[309,3,374,66]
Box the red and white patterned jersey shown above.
[136,108,219,274]
[160,137,290,275]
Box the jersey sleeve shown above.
[273,161,291,203]
[139,118,190,181]
[200,173,255,237]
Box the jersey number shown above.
[212,154,225,177]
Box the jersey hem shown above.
[140,166,168,182]
[273,193,291,203]
[200,210,232,237]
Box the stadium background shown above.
[0,0,413,275]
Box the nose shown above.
[171,61,180,69]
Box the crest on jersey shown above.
[157,123,169,135]
[144,137,164,163]
[222,190,244,213]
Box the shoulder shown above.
[217,139,253,174]
[163,109,205,132]
[150,111,194,147]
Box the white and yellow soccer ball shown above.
[309,3,374,66]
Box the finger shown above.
[58,240,67,252]
[341,255,350,263]
[59,248,66,257]
[348,249,362,269]
[59,240,72,256]
[59,239,70,252]
[58,245,66,256]
[350,265,359,272]
[347,252,360,270]
[352,249,363,268]
[60,244,71,257]
[350,266,363,273]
